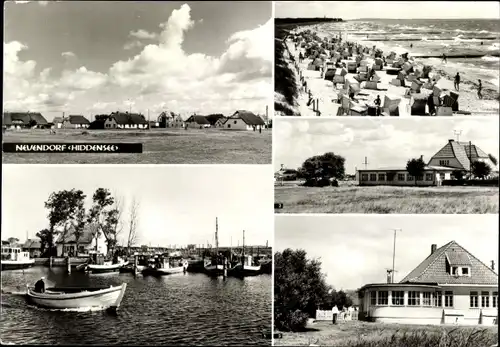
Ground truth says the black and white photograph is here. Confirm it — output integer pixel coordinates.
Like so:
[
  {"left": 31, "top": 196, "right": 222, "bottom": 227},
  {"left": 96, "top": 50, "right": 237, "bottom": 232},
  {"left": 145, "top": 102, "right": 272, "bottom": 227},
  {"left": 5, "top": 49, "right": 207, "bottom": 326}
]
[
  {"left": 274, "top": 1, "right": 500, "bottom": 116},
  {"left": 1, "top": 165, "right": 273, "bottom": 345},
  {"left": 274, "top": 117, "right": 499, "bottom": 214},
  {"left": 2, "top": 1, "right": 272, "bottom": 164},
  {"left": 274, "top": 214, "right": 498, "bottom": 346}
]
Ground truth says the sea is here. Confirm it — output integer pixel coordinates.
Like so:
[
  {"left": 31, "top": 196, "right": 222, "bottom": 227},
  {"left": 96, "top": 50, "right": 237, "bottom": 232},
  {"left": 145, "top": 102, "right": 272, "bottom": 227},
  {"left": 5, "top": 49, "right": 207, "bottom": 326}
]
[
  {"left": 0, "top": 267, "right": 271, "bottom": 346},
  {"left": 313, "top": 18, "right": 500, "bottom": 89}
]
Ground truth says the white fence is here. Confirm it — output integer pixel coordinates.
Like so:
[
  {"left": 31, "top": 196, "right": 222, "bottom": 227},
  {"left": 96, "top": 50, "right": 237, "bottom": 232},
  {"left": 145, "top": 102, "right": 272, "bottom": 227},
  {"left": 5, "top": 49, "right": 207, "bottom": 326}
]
[{"left": 315, "top": 309, "right": 359, "bottom": 321}]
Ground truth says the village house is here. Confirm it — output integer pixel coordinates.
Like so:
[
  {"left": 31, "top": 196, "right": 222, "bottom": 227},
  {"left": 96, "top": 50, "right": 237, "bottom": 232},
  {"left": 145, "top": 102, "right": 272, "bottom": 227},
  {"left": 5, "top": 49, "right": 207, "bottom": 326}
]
[
  {"left": 185, "top": 115, "right": 210, "bottom": 129},
  {"left": 358, "top": 241, "right": 498, "bottom": 326},
  {"left": 104, "top": 112, "right": 149, "bottom": 129},
  {"left": 55, "top": 224, "right": 107, "bottom": 257},
  {"left": 222, "top": 110, "right": 266, "bottom": 130},
  {"left": 62, "top": 115, "right": 90, "bottom": 129},
  {"left": 214, "top": 117, "right": 228, "bottom": 128},
  {"left": 205, "top": 114, "right": 226, "bottom": 128},
  {"left": 358, "top": 139, "right": 497, "bottom": 186},
  {"left": 2, "top": 112, "right": 49, "bottom": 129},
  {"left": 52, "top": 117, "right": 64, "bottom": 129},
  {"left": 22, "top": 239, "right": 42, "bottom": 258},
  {"left": 157, "top": 111, "right": 175, "bottom": 128}
]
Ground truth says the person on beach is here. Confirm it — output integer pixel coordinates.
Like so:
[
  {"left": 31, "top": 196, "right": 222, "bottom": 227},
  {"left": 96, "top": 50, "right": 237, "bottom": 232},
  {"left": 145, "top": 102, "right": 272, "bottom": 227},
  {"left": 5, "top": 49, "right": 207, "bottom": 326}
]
[
  {"left": 34, "top": 277, "right": 46, "bottom": 293},
  {"left": 299, "top": 51, "right": 304, "bottom": 63},
  {"left": 410, "top": 43, "right": 413, "bottom": 48},
  {"left": 369, "top": 68, "right": 376, "bottom": 81},
  {"left": 477, "top": 79, "right": 483, "bottom": 99},
  {"left": 442, "top": 53, "right": 447, "bottom": 63},
  {"left": 374, "top": 95, "right": 382, "bottom": 116},
  {"left": 454, "top": 73, "right": 461, "bottom": 91}
]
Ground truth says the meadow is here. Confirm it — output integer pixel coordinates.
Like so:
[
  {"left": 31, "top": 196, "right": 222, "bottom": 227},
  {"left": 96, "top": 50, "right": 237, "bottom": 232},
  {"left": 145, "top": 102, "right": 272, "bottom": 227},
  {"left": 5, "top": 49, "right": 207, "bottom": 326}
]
[
  {"left": 2, "top": 128, "right": 272, "bottom": 164},
  {"left": 274, "top": 320, "right": 498, "bottom": 347},
  {"left": 274, "top": 182, "right": 499, "bottom": 214}
]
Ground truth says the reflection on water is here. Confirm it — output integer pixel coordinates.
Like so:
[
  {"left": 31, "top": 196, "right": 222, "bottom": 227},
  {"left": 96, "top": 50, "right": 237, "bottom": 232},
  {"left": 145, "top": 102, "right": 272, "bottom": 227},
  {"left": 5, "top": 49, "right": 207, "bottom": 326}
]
[{"left": 1, "top": 266, "right": 271, "bottom": 346}]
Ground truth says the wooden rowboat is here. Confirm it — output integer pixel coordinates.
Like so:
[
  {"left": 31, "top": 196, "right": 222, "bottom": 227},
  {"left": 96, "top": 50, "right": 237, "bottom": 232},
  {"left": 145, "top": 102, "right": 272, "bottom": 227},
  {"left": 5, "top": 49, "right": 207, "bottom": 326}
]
[
  {"left": 86, "top": 261, "right": 128, "bottom": 274},
  {"left": 26, "top": 283, "right": 127, "bottom": 311}
]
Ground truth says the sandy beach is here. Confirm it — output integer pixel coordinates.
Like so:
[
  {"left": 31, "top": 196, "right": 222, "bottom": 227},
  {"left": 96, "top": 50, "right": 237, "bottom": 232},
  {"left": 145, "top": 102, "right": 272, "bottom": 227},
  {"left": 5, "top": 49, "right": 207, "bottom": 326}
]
[{"left": 277, "top": 21, "right": 500, "bottom": 117}]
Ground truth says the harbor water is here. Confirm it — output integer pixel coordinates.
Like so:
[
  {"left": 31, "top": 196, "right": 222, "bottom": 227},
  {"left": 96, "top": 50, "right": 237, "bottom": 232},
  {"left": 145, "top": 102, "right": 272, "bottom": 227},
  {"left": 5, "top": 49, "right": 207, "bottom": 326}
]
[{"left": 0, "top": 266, "right": 271, "bottom": 345}]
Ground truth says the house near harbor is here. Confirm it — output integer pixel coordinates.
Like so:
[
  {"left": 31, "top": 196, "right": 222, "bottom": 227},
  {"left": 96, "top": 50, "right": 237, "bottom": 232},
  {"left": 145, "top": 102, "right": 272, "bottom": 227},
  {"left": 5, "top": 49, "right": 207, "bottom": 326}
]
[
  {"left": 358, "top": 139, "right": 497, "bottom": 186},
  {"left": 2, "top": 112, "right": 49, "bottom": 129},
  {"left": 223, "top": 110, "right": 265, "bottom": 130},
  {"left": 104, "top": 112, "right": 149, "bottom": 129},
  {"left": 185, "top": 115, "right": 210, "bottom": 129},
  {"left": 358, "top": 241, "right": 498, "bottom": 326},
  {"left": 22, "top": 239, "right": 42, "bottom": 258},
  {"left": 55, "top": 224, "right": 107, "bottom": 257},
  {"left": 62, "top": 115, "right": 90, "bottom": 129}
]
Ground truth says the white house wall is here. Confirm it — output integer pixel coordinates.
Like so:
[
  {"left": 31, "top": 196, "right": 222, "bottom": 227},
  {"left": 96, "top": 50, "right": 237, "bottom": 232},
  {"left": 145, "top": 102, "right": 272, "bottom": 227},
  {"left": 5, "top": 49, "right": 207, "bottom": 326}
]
[{"left": 358, "top": 170, "right": 452, "bottom": 187}]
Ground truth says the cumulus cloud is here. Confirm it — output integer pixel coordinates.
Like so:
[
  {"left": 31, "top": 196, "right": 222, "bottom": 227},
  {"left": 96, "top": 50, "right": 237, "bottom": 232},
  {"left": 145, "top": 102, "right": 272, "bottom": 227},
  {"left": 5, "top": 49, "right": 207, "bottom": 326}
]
[
  {"left": 129, "top": 29, "right": 158, "bottom": 40},
  {"left": 61, "top": 51, "right": 76, "bottom": 58}
]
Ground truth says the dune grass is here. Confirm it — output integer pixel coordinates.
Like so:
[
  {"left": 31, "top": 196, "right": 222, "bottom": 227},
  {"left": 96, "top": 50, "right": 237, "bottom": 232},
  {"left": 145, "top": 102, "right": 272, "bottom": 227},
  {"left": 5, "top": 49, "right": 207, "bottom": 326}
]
[
  {"left": 2, "top": 128, "right": 271, "bottom": 164},
  {"left": 274, "top": 320, "right": 498, "bottom": 347},
  {"left": 274, "top": 184, "right": 499, "bottom": 214}
]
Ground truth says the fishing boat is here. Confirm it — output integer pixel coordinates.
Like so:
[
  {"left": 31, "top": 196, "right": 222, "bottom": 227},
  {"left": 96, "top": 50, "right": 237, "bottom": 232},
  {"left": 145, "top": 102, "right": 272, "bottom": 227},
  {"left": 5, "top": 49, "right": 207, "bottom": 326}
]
[
  {"left": 26, "top": 283, "right": 127, "bottom": 311},
  {"left": 142, "top": 254, "right": 188, "bottom": 276},
  {"left": 86, "top": 257, "right": 128, "bottom": 274},
  {"left": 230, "top": 255, "right": 262, "bottom": 277},
  {"left": 203, "top": 217, "right": 228, "bottom": 276},
  {"left": 1, "top": 246, "right": 35, "bottom": 270}
]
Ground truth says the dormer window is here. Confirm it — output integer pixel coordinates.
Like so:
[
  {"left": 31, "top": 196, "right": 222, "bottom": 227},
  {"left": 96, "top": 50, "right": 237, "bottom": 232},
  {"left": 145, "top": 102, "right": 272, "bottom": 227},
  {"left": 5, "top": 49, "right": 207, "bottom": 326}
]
[{"left": 445, "top": 250, "right": 472, "bottom": 277}]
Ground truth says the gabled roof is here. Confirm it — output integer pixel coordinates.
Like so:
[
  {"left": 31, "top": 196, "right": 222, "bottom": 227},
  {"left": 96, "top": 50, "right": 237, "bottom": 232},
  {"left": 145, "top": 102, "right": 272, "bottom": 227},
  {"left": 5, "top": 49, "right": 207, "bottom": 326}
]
[
  {"left": 55, "top": 224, "right": 97, "bottom": 244},
  {"left": 2, "top": 112, "right": 48, "bottom": 125},
  {"left": 22, "top": 239, "right": 42, "bottom": 249},
  {"left": 109, "top": 112, "right": 148, "bottom": 124},
  {"left": 66, "top": 115, "right": 90, "bottom": 124},
  {"left": 400, "top": 241, "right": 498, "bottom": 285},
  {"left": 429, "top": 140, "right": 493, "bottom": 171},
  {"left": 226, "top": 110, "right": 265, "bottom": 126},
  {"left": 186, "top": 115, "right": 210, "bottom": 125},
  {"left": 205, "top": 114, "right": 226, "bottom": 125}
]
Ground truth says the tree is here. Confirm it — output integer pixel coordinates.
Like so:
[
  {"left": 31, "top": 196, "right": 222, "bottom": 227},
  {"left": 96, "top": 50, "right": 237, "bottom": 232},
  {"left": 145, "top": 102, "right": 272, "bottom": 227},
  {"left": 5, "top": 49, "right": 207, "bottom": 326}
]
[
  {"left": 87, "top": 188, "right": 115, "bottom": 257},
  {"left": 471, "top": 161, "right": 491, "bottom": 179},
  {"left": 406, "top": 157, "right": 426, "bottom": 186},
  {"left": 126, "top": 197, "right": 140, "bottom": 255},
  {"left": 7, "top": 237, "right": 19, "bottom": 245},
  {"left": 274, "top": 249, "right": 329, "bottom": 332},
  {"left": 36, "top": 228, "right": 55, "bottom": 257},
  {"left": 103, "top": 193, "right": 124, "bottom": 258},
  {"left": 44, "top": 189, "right": 86, "bottom": 257},
  {"left": 28, "top": 119, "right": 38, "bottom": 128},
  {"left": 73, "top": 207, "right": 86, "bottom": 256},
  {"left": 298, "top": 152, "right": 345, "bottom": 187},
  {"left": 452, "top": 169, "right": 465, "bottom": 181},
  {"left": 488, "top": 154, "right": 498, "bottom": 166}
]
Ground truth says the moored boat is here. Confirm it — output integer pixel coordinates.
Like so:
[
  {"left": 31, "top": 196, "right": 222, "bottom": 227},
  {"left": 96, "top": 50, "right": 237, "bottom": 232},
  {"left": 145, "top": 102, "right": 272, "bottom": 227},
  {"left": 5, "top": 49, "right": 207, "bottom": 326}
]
[
  {"left": 86, "top": 258, "right": 128, "bottom": 274},
  {"left": 1, "top": 246, "right": 35, "bottom": 270},
  {"left": 142, "top": 255, "right": 188, "bottom": 276},
  {"left": 229, "top": 255, "right": 262, "bottom": 277},
  {"left": 26, "top": 283, "right": 127, "bottom": 311}
]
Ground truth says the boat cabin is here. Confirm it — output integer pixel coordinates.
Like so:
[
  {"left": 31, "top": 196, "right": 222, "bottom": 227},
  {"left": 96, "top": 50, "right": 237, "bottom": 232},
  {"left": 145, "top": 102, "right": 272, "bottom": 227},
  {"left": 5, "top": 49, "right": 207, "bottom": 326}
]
[{"left": 1, "top": 246, "right": 31, "bottom": 262}]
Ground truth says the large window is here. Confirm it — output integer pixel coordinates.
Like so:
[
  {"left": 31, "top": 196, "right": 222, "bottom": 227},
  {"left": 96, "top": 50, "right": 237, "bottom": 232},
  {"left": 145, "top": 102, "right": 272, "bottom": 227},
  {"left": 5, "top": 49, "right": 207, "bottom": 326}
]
[
  {"left": 445, "top": 291, "right": 453, "bottom": 307},
  {"left": 407, "top": 175, "right": 414, "bottom": 181},
  {"left": 408, "top": 291, "right": 421, "bottom": 306},
  {"left": 370, "top": 291, "right": 376, "bottom": 305},
  {"left": 423, "top": 292, "right": 432, "bottom": 306},
  {"left": 425, "top": 173, "right": 433, "bottom": 181},
  {"left": 470, "top": 291, "right": 479, "bottom": 308},
  {"left": 481, "top": 292, "right": 490, "bottom": 308},
  {"left": 361, "top": 174, "right": 368, "bottom": 181},
  {"left": 378, "top": 291, "right": 388, "bottom": 305},
  {"left": 493, "top": 292, "right": 498, "bottom": 308},
  {"left": 397, "top": 173, "right": 405, "bottom": 181},
  {"left": 378, "top": 173, "right": 386, "bottom": 181},
  {"left": 392, "top": 291, "right": 404, "bottom": 306},
  {"left": 370, "top": 173, "right": 377, "bottom": 181},
  {"left": 436, "top": 291, "right": 442, "bottom": 307}
]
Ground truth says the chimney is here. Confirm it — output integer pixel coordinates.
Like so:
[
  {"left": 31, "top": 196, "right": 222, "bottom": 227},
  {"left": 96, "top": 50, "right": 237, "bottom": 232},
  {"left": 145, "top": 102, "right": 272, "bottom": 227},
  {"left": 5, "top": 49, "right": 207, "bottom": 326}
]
[
  {"left": 431, "top": 244, "right": 437, "bottom": 255},
  {"left": 386, "top": 271, "right": 392, "bottom": 284},
  {"left": 491, "top": 260, "right": 495, "bottom": 271}
]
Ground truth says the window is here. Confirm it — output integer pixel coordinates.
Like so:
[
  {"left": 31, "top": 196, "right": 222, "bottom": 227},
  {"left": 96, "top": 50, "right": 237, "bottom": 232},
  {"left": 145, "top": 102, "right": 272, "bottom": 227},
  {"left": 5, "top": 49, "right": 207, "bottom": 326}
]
[
  {"left": 407, "top": 175, "right": 414, "bottom": 181},
  {"left": 439, "top": 173, "right": 445, "bottom": 180},
  {"left": 370, "top": 291, "right": 376, "bottom": 305},
  {"left": 361, "top": 174, "right": 368, "bottom": 181},
  {"left": 445, "top": 291, "right": 453, "bottom": 307},
  {"left": 398, "top": 173, "right": 405, "bottom": 181},
  {"left": 452, "top": 266, "right": 458, "bottom": 275},
  {"left": 378, "top": 173, "right": 386, "bottom": 181},
  {"left": 461, "top": 267, "right": 470, "bottom": 276},
  {"left": 470, "top": 291, "right": 479, "bottom": 308},
  {"left": 432, "top": 292, "right": 441, "bottom": 307},
  {"left": 234, "top": 121, "right": 237, "bottom": 124},
  {"left": 423, "top": 292, "right": 432, "bottom": 306},
  {"left": 436, "top": 292, "right": 442, "bottom": 307},
  {"left": 439, "top": 160, "right": 450, "bottom": 166},
  {"left": 481, "top": 292, "right": 490, "bottom": 308},
  {"left": 493, "top": 292, "right": 498, "bottom": 308},
  {"left": 408, "top": 291, "right": 421, "bottom": 306},
  {"left": 378, "top": 291, "right": 388, "bottom": 305},
  {"left": 416, "top": 175, "right": 423, "bottom": 181},
  {"left": 392, "top": 291, "right": 404, "bottom": 306},
  {"left": 425, "top": 173, "right": 433, "bottom": 181},
  {"left": 370, "top": 174, "right": 377, "bottom": 181}
]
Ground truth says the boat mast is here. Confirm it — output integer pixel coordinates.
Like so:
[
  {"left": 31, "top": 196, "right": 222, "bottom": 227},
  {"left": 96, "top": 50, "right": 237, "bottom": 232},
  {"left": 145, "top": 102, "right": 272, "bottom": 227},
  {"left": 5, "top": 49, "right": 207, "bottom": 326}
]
[
  {"left": 242, "top": 229, "right": 245, "bottom": 262},
  {"left": 215, "top": 217, "right": 219, "bottom": 266}
]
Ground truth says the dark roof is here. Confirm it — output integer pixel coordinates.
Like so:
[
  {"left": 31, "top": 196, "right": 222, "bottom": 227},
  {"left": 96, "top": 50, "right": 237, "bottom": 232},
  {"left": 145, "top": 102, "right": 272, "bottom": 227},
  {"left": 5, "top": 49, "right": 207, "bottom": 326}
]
[
  {"left": 205, "top": 114, "right": 226, "bottom": 125},
  {"left": 186, "top": 115, "right": 210, "bottom": 125},
  {"left": 55, "top": 224, "right": 97, "bottom": 244},
  {"left": 3, "top": 112, "right": 48, "bottom": 126},
  {"left": 66, "top": 115, "right": 90, "bottom": 124},
  {"left": 430, "top": 140, "right": 493, "bottom": 171},
  {"left": 109, "top": 112, "right": 148, "bottom": 124},
  {"left": 400, "top": 241, "right": 498, "bottom": 285},
  {"left": 227, "top": 110, "right": 265, "bottom": 125},
  {"left": 22, "top": 239, "right": 42, "bottom": 249}
]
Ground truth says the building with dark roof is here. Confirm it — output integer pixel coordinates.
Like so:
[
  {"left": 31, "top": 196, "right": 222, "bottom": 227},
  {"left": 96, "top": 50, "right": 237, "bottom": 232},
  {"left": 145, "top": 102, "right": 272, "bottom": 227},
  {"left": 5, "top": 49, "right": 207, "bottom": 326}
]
[
  {"left": 358, "top": 241, "right": 498, "bottom": 325},
  {"left": 63, "top": 115, "right": 91, "bottom": 129},
  {"left": 55, "top": 224, "right": 107, "bottom": 256},
  {"left": 185, "top": 115, "right": 210, "bottom": 129},
  {"left": 22, "top": 239, "right": 42, "bottom": 258},
  {"left": 104, "top": 112, "right": 149, "bottom": 130},
  {"left": 2, "top": 112, "right": 49, "bottom": 129},
  {"left": 222, "top": 110, "right": 265, "bottom": 130},
  {"left": 428, "top": 139, "right": 497, "bottom": 172}
]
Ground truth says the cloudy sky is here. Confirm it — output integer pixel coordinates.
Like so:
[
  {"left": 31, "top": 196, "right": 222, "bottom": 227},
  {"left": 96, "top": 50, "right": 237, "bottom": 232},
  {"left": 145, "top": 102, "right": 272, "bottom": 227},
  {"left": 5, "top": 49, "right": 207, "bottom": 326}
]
[
  {"left": 275, "top": 215, "right": 498, "bottom": 290},
  {"left": 4, "top": 1, "right": 272, "bottom": 121},
  {"left": 2, "top": 165, "right": 273, "bottom": 248},
  {"left": 274, "top": 118, "right": 500, "bottom": 174},
  {"left": 275, "top": 1, "right": 500, "bottom": 20}
]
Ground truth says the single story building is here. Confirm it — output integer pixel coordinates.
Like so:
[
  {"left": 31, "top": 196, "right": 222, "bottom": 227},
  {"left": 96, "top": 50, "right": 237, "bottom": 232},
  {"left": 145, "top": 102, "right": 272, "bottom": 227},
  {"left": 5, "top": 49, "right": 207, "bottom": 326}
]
[
  {"left": 358, "top": 165, "right": 455, "bottom": 187},
  {"left": 358, "top": 241, "right": 498, "bottom": 326},
  {"left": 2, "top": 112, "right": 49, "bottom": 129},
  {"left": 171, "top": 114, "right": 187, "bottom": 128},
  {"left": 63, "top": 115, "right": 90, "bottom": 129},
  {"left": 52, "top": 117, "right": 64, "bottom": 129},
  {"left": 205, "top": 114, "right": 226, "bottom": 127},
  {"left": 223, "top": 110, "right": 265, "bottom": 130},
  {"left": 22, "top": 239, "right": 42, "bottom": 258},
  {"left": 185, "top": 115, "right": 210, "bottom": 129},
  {"left": 104, "top": 112, "right": 149, "bottom": 129},
  {"left": 55, "top": 224, "right": 107, "bottom": 257}
]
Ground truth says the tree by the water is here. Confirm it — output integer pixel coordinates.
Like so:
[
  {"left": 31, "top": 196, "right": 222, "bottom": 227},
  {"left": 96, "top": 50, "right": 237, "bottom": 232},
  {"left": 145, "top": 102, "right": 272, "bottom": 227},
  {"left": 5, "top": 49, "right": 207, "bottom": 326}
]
[
  {"left": 87, "top": 188, "right": 119, "bottom": 257},
  {"left": 126, "top": 197, "right": 140, "bottom": 255},
  {"left": 406, "top": 157, "right": 426, "bottom": 186},
  {"left": 471, "top": 161, "right": 492, "bottom": 179},
  {"left": 298, "top": 152, "right": 345, "bottom": 187}
]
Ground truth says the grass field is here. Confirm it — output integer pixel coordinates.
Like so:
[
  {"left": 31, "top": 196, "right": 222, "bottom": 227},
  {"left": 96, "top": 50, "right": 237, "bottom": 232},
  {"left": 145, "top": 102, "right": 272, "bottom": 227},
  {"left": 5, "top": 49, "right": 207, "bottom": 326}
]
[
  {"left": 274, "top": 183, "right": 499, "bottom": 214},
  {"left": 274, "top": 320, "right": 498, "bottom": 347},
  {"left": 2, "top": 128, "right": 271, "bottom": 164}
]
